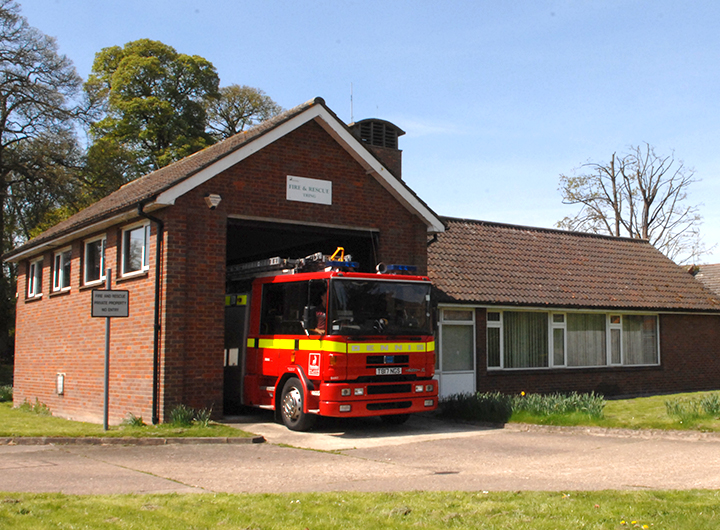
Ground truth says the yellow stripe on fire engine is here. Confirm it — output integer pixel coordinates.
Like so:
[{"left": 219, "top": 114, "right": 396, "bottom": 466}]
[
  {"left": 427, "top": 341, "right": 435, "bottom": 352},
  {"left": 258, "top": 338, "right": 296, "bottom": 350},
  {"left": 252, "top": 338, "right": 347, "bottom": 353},
  {"left": 348, "top": 342, "right": 428, "bottom": 353},
  {"left": 299, "top": 340, "right": 347, "bottom": 353}
]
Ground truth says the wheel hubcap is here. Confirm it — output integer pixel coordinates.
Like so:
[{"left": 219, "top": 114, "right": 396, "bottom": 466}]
[{"left": 282, "top": 387, "right": 302, "bottom": 421}]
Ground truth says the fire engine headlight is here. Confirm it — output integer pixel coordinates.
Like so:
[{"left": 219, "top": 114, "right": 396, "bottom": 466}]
[
  {"left": 339, "top": 405, "right": 352, "bottom": 412},
  {"left": 425, "top": 384, "right": 434, "bottom": 393},
  {"left": 341, "top": 389, "right": 351, "bottom": 397},
  {"left": 415, "top": 385, "right": 424, "bottom": 393},
  {"left": 354, "top": 388, "right": 364, "bottom": 396},
  {"left": 424, "top": 399, "right": 434, "bottom": 407}
]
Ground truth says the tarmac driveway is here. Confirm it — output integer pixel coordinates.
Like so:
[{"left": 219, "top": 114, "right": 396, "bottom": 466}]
[{"left": 2, "top": 412, "right": 720, "bottom": 494}]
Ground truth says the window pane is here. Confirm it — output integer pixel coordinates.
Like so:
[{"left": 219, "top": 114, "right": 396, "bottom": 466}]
[
  {"left": 85, "top": 239, "right": 105, "bottom": 282},
  {"left": 487, "top": 312, "right": 501, "bottom": 322},
  {"left": 441, "top": 324, "right": 474, "bottom": 371},
  {"left": 503, "top": 312, "right": 548, "bottom": 368},
  {"left": 553, "top": 314, "right": 565, "bottom": 323},
  {"left": 443, "top": 309, "right": 473, "bottom": 321},
  {"left": 567, "top": 313, "right": 606, "bottom": 366},
  {"left": 611, "top": 328, "right": 621, "bottom": 364},
  {"left": 61, "top": 250, "right": 71, "bottom": 288},
  {"left": 487, "top": 327, "right": 500, "bottom": 367},
  {"left": 623, "top": 315, "right": 658, "bottom": 365},
  {"left": 124, "top": 226, "right": 146, "bottom": 273},
  {"left": 53, "top": 254, "right": 62, "bottom": 290},
  {"left": 260, "top": 281, "right": 310, "bottom": 335},
  {"left": 553, "top": 328, "right": 565, "bottom": 365}
]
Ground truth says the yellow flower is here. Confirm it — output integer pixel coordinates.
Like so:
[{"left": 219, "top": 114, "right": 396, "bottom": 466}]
[{"left": 521, "top": 391, "right": 526, "bottom": 396}]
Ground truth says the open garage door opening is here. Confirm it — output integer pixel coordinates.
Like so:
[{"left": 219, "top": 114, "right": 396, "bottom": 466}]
[{"left": 223, "top": 219, "right": 379, "bottom": 414}]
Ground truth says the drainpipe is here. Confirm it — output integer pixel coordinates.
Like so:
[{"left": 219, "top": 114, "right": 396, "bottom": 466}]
[{"left": 138, "top": 201, "right": 164, "bottom": 424}]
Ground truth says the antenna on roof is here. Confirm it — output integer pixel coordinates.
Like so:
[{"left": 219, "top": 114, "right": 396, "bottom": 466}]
[{"left": 350, "top": 82, "right": 354, "bottom": 123}]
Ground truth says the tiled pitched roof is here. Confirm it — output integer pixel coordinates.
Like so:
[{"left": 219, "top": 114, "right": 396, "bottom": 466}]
[
  {"left": 694, "top": 264, "right": 720, "bottom": 297},
  {"left": 4, "top": 98, "right": 322, "bottom": 260},
  {"left": 428, "top": 217, "right": 720, "bottom": 312},
  {"left": 5, "top": 97, "right": 441, "bottom": 262}
]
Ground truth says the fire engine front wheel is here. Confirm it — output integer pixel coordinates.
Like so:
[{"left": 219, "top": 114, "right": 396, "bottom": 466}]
[{"left": 280, "top": 377, "right": 316, "bottom": 431}]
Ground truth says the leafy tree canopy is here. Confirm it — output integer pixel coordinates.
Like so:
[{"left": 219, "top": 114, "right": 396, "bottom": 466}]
[
  {"left": 206, "top": 84, "right": 283, "bottom": 140},
  {"left": 84, "top": 39, "right": 220, "bottom": 179},
  {"left": 0, "top": 0, "right": 83, "bottom": 360}
]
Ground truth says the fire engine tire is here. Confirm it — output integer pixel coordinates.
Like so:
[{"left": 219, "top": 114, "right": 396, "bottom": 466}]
[
  {"left": 380, "top": 413, "right": 410, "bottom": 425},
  {"left": 280, "top": 377, "right": 316, "bottom": 431}
]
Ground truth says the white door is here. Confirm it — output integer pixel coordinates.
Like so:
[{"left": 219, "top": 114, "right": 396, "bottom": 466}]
[{"left": 437, "top": 308, "right": 476, "bottom": 398}]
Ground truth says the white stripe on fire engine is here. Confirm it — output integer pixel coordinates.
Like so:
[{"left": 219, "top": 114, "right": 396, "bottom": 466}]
[{"left": 348, "top": 343, "right": 427, "bottom": 353}]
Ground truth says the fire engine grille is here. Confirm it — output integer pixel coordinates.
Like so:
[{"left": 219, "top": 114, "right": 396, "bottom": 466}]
[
  {"left": 366, "top": 355, "right": 410, "bottom": 366},
  {"left": 367, "top": 384, "right": 411, "bottom": 395},
  {"left": 366, "top": 401, "right": 412, "bottom": 411}
]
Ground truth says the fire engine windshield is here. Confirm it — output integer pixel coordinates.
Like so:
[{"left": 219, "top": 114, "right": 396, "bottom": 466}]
[{"left": 328, "top": 279, "right": 432, "bottom": 336}]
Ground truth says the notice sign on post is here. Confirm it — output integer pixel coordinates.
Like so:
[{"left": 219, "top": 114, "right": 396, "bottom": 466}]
[{"left": 92, "top": 290, "right": 129, "bottom": 318}]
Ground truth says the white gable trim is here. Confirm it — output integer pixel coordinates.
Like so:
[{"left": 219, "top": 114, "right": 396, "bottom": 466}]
[{"left": 153, "top": 103, "right": 444, "bottom": 233}]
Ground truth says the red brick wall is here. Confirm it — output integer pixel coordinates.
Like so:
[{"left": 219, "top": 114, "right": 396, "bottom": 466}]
[
  {"left": 14, "top": 226, "right": 157, "bottom": 424},
  {"left": 13, "top": 120, "right": 430, "bottom": 423},
  {"left": 471, "top": 309, "right": 720, "bottom": 397}
]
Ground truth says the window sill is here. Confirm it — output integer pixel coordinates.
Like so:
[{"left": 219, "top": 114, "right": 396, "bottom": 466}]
[
  {"left": 117, "top": 270, "right": 149, "bottom": 283},
  {"left": 80, "top": 280, "right": 107, "bottom": 291},
  {"left": 24, "top": 295, "right": 43, "bottom": 303},
  {"left": 49, "top": 289, "right": 71, "bottom": 298}
]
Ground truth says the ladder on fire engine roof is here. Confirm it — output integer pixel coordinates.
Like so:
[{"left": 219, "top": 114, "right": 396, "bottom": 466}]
[{"left": 226, "top": 248, "right": 360, "bottom": 281}]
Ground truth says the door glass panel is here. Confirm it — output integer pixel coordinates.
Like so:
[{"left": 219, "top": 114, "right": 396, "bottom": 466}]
[{"left": 441, "top": 324, "right": 474, "bottom": 372}]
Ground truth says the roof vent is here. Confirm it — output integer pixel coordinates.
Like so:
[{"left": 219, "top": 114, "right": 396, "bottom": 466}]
[
  {"left": 351, "top": 119, "right": 405, "bottom": 149},
  {"left": 349, "top": 119, "right": 406, "bottom": 179}
]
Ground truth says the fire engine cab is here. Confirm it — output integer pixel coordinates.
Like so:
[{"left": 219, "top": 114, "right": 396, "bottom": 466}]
[{"left": 224, "top": 249, "right": 438, "bottom": 431}]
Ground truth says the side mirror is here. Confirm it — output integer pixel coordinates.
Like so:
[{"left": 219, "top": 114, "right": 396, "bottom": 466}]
[{"left": 302, "top": 306, "right": 318, "bottom": 331}]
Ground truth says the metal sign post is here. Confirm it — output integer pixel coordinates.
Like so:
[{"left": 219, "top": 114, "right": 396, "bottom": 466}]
[{"left": 91, "top": 270, "right": 129, "bottom": 430}]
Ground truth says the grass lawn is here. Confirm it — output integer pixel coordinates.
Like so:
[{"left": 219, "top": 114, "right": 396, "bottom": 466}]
[
  {"left": 1, "top": 490, "right": 719, "bottom": 529},
  {"left": 510, "top": 391, "right": 720, "bottom": 432},
  {"left": 0, "top": 402, "right": 254, "bottom": 439}
]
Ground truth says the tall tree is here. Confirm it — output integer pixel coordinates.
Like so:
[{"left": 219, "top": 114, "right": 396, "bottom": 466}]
[
  {"left": 0, "top": 0, "right": 82, "bottom": 361},
  {"left": 84, "top": 39, "right": 220, "bottom": 180},
  {"left": 557, "top": 144, "right": 708, "bottom": 264},
  {"left": 206, "top": 84, "right": 283, "bottom": 140}
]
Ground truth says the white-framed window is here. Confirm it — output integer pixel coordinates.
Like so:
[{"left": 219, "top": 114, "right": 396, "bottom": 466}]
[
  {"left": 121, "top": 222, "right": 151, "bottom": 276},
  {"left": 27, "top": 258, "right": 43, "bottom": 298},
  {"left": 52, "top": 247, "right": 72, "bottom": 292},
  {"left": 84, "top": 235, "right": 106, "bottom": 285},
  {"left": 487, "top": 309, "right": 659, "bottom": 370}
]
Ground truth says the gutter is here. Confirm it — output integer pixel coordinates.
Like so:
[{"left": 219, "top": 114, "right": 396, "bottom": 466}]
[{"left": 137, "top": 201, "right": 164, "bottom": 425}]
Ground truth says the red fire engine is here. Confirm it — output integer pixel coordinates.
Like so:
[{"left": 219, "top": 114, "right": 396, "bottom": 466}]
[{"left": 224, "top": 249, "right": 437, "bottom": 430}]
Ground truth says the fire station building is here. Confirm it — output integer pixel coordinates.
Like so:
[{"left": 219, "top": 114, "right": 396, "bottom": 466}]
[{"left": 6, "top": 97, "right": 720, "bottom": 424}]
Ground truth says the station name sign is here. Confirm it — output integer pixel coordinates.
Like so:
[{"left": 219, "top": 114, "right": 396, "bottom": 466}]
[
  {"left": 91, "top": 290, "right": 129, "bottom": 318},
  {"left": 286, "top": 175, "right": 332, "bottom": 205}
]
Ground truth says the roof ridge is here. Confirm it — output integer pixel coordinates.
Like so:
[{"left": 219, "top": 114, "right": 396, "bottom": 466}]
[{"left": 441, "top": 215, "right": 650, "bottom": 244}]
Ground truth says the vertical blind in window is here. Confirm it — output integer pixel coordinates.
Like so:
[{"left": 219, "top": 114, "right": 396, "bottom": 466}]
[
  {"left": 567, "top": 313, "right": 606, "bottom": 366},
  {"left": 623, "top": 315, "right": 658, "bottom": 365},
  {"left": 503, "top": 312, "right": 548, "bottom": 368}
]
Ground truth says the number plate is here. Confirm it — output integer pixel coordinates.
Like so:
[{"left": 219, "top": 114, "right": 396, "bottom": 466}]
[{"left": 376, "top": 367, "right": 402, "bottom": 375}]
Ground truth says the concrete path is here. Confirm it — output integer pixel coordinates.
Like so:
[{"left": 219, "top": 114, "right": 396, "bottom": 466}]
[{"left": 1, "top": 413, "right": 719, "bottom": 494}]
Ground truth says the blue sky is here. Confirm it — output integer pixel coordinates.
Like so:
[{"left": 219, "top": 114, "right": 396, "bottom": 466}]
[{"left": 18, "top": 0, "right": 720, "bottom": 263}]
